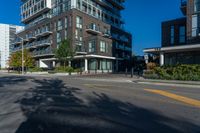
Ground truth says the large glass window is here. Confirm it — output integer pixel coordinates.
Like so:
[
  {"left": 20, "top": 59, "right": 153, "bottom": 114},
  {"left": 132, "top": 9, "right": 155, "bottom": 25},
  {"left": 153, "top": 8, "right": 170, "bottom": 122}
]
[
  {"left": 56, "top": 31, "right": 61, "bottom": 44},
  {"left": 100, "top": 41, "right": 106, "bottom": 52},
  {"left": 76, "top": 16, "right": 83, "bottom": 29},
  {"left": 88, "top": 40, "right": 96, "bottom": 52},
  {"left": 194, "top": 0, "right": 200, "bottom": 13},
  {"left": 100, "top": 60, "right": 107, "bottom": 70},
  {"left": 65, "top": 17, "right": 68, "bottom": 28},
  {"left": 179, "top": 26, "right": 186, "bottom": 43},
  {"left": 170, "top": 26, "right": 175, "bottom": 44},
  {"left": 192, "top": 15, "right": 198, "bottom": 37},
  {"left": 89, "top": 59, "right": 97, "bottom": 70},
  {"left": 57, "top": 19, "right": 63, "bottom": 31}
]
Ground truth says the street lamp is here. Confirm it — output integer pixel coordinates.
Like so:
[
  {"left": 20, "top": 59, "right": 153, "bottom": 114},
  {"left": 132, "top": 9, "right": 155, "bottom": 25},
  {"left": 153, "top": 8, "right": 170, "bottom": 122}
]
[{"left": 15, "top": 34, "right": 24, "bottom": 75}]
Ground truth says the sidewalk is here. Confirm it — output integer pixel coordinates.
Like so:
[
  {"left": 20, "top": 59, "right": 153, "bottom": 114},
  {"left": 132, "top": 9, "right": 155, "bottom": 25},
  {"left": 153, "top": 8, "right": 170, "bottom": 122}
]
[
  {"left": 133, "top": 78, "right": 200, "bottom": 85},
  {"left": 132, "top": 78, "right": 200, "bottom": 88}
]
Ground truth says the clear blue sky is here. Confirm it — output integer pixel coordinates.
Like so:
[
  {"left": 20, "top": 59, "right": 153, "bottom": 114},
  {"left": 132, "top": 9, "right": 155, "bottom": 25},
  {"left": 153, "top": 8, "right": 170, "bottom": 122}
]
[{"left": 0, "top": 0, "right": 183, "bottom": 55}]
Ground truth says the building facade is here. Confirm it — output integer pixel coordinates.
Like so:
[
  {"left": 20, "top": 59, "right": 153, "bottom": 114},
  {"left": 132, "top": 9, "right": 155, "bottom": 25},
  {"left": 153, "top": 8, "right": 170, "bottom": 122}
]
[
  {"left": 12, "top": 0, "right": 132, "bottom": 72},
  {"left": 0, "top": 24, "right": 24, "bottom": 68},
  {"left": 144, "top": 0, "right": 200, "bottom": 66}
]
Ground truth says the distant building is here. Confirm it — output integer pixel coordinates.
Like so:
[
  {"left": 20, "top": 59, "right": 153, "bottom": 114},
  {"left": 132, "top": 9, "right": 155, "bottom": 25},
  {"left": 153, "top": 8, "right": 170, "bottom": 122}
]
[
  {"left": 0, "top": 24, "right": 24, "bottom": 68},
  {"left": 144, "top": 0, "right": 200, "bottom": 66},
  {"left": 12, "top": 0, "right": 132, "bottom": 72}
]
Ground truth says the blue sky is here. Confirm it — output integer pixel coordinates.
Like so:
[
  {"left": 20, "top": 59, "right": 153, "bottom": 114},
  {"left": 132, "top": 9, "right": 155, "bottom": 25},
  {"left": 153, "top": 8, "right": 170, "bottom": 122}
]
[{"left": 0, "top": 0, "right": 183, "bottom": 55}]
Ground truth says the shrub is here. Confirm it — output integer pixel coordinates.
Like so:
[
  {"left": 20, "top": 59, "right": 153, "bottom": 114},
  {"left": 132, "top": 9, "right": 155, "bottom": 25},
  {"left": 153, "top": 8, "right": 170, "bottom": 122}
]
[
  {"left": 29, "top": 67, "right": 43, "bottom": 72},
  {"left": 144, "top": 64, "right": 200, "bottom": 81},
  {"left": 146, "top": 62, "right": 157, "bottom": 70},
  {"left": 55, "top": 66, "right": 74, "bottom": 73}
]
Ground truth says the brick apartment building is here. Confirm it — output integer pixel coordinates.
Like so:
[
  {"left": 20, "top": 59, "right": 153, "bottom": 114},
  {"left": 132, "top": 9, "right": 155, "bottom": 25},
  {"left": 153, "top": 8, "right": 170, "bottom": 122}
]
[
  {"left": 144, "top": 0, "right": 200, "bottom": 66},
  {"left": 12, "top": 0, "right": 132, "bottom": 72}
]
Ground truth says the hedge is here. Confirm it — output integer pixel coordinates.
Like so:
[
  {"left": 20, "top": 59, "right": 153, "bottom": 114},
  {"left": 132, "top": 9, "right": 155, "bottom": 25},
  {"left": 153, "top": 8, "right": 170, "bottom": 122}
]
[{"left": 144, "top": 65, "right": 200, "bottom": 81}]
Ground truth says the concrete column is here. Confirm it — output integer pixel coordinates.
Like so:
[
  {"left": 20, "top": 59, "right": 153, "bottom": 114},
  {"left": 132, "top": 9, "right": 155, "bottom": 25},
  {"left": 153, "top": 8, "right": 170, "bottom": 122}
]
[
  {"left": 160, "top": 52, "right": 164, "bottom": 66},
  {"left": 84, "top": 58, "right": 88, "bottom": 72},
  {"left": 68, "top": 60, "right": 71, "bottom": 67},
  {"left": 144, "top": 54, "right": 149, "bottom": 64}
]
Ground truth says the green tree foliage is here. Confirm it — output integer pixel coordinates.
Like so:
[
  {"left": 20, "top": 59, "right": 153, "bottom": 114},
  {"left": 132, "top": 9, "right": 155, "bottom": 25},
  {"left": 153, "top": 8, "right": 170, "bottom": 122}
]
[
  {"left": 54, "top": 39, "right": 75, "bottom": 68},
  {"left": 9, "top": 49, "right": 34, "bottom": 68}
]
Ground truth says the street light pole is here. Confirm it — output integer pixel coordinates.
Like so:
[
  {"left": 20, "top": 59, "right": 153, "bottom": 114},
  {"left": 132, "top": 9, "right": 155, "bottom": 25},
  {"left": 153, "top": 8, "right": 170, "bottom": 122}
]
[
  {"left": 15, "top": 34, "right": 24, "bottom": 75},
  {"left": 21, "top": 38, "right": 24, "bottom": 75}
]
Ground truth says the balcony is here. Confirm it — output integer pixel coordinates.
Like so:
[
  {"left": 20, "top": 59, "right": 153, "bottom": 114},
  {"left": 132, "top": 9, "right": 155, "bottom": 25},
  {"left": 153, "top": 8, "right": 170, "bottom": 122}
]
[
  {"left": 35, "top": 40, "right": 51, "bottom": 48},
  {"left": 32, "top": 48, "right": 54, "bottom": 57},
  {"left": 75, "top": 45, "right": 87, "bottom": 55},
  {"left": 13, "top": 38, "right": 23, "bottom": 45},
  {"left": 112, "top": 34, "right": 129, "bottom": 43},
  {"left": 95, "top": 0, "right": 113, "bottom": 10},
  {"left": 21, "top": 0, "right": 52, "bottom": 23},
  {"left": 36, "top": 29, "right": 52, "bottom": 38},
  {"left": 102, "top": 31, "right": 112, "bottom": 38},
  {"left": 181, "top": 0, "right": 187, "bottom": 15},
  {"left": 25, "top": 42, "right": 37, "bottom": 50},
  {"left": 86, "top": 24, "right": 101, "bottom": 34},
  {"left": 109, "top": 0, "right": 125, "bottom": 10}
]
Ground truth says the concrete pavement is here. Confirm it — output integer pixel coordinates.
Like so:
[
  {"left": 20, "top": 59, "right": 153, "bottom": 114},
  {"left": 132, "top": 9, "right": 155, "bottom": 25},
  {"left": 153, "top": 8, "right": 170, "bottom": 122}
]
[{"left": 0, "top": 73, "right": 200, "bottom": 133}]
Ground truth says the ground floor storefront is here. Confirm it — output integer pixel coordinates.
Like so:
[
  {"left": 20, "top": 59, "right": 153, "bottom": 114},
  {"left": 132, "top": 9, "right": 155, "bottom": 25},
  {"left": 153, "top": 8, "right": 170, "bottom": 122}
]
[
  {"left": 36, "top": 55, "right": 129, "bottom": 73},
  {"left": 143, "top": 44, "right": 200, "bottom": 66},
  {"left": 164, "top": 51, "right": 200, "bottom": 65}
]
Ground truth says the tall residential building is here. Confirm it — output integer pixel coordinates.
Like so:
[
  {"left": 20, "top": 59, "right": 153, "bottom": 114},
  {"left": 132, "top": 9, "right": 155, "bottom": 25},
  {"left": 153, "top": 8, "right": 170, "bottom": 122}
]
[
  {"left": 12, "top": 0, "right": 132, "bottom": 72},
  {"left": 0, "top": 24, "right": 24, "bottom": 68},
  {"left": 144, "top": 0, "right": 200, "bottom": 66}
]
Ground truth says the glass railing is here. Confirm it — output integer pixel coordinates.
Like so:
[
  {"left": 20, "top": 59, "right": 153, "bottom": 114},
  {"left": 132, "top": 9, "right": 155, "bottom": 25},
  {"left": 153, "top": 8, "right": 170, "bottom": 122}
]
[
  {"left": 32, "top": 48, "right": 53, "bottom": 56},
  {"left": 35, "top": 29, "right": 52, "bottom": 37}
]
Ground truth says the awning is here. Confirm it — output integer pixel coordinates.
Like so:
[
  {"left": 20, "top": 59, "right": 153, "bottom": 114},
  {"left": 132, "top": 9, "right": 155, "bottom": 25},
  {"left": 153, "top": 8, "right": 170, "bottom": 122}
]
[{"left": 143, "top": 44, "right": 200, "bottom": 54}]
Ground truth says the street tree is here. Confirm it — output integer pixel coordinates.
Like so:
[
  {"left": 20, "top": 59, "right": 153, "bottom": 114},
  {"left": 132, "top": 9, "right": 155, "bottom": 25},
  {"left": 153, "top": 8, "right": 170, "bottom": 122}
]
[
  {"left": 54, "top": 39, "right": 75, "bottom": 68},
  {"left": 9, "top": 49, "right": 35, "bottom": 71}
]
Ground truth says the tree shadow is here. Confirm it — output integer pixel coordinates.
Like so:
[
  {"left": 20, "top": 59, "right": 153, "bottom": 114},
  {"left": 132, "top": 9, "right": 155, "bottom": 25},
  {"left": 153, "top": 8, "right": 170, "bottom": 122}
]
[
  {"left": 0, "top": 76, "right": 28, "bottom": 87},
  {"left": 15, "top": 79, "right": 200, "bottom": 133}
]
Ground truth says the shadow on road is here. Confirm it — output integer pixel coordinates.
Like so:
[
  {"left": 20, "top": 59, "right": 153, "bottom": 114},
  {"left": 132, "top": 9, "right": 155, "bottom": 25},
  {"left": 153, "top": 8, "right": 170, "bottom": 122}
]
[
  {"left": 0, "top": 76, "right": 28, "bottom": 87},
  {"left": 14, "top": 78, "right": 200, "bottom": 133}
]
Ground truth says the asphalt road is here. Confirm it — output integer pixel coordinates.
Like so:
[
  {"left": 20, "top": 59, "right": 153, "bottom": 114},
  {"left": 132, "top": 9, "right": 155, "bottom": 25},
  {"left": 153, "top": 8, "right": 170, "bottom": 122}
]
[{"left": 0, "top": 73, "right": 200, "bottom": 133}]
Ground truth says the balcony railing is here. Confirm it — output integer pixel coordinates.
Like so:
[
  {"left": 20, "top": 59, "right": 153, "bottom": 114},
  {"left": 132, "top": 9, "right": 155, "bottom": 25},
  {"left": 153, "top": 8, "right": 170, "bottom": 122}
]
[
  {"left": 36, "top": 29, "right": 53, "bottom": 38},
  {"left": 109, "top": 0, "right": 125, "bottom": 10},
  {"left": 35, "top": 39, "right": 51, "bottom": 47},
  {"left": 86, "top": 24, "right": 101, "bottom": 34},
  {"left": 32, "top": 48, "right": 54, "bottom": 57},
  {"left": 28, "top": 34, "right": 36, "bottom": 41}
]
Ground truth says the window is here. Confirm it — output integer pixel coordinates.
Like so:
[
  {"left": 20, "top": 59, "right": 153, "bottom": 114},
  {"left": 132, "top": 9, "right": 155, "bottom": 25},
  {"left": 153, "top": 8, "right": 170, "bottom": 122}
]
[
  {"left": 56, "top": 31, "right": 61, "bottom": 44},
  {"left": 76, "top": 16, "right": 82, "bottom": 29},
  {"left": 100, "top": 60, "right": 107, "bottom": 70},
  {"left": 65, "top": 17, "right": 68, "bottom": 28},
  {"left": 75, "top": 29, "right": 78, "bottom": 39},
  {"left": 194, "top": 0, "right": 200, "bottom": 13},
  {"left": 57, "top": 19, "right": 63, "bottom": 30},
  {"left": 65, "top": 29, "right": 68, "bottom": 39},
  {"left": 170, "top": 26, "right": 175, "bottom": 44},
  {"left": 179, "top": 26, "right": 186, "bottom": 43},
  {"left": 89, "top": 40, "right": 96, "bottom": 52},
  {"left": 192, "top": 15, "right": 198, "bottom": 37},
  {"left": 100, "top": 41, "right": 106, "bottom": 52}
]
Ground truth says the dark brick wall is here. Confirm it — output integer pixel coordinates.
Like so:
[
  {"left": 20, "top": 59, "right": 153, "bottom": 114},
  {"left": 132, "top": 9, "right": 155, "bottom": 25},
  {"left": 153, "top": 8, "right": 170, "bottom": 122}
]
[{"left": 162, "top": 18, "right": 186, "bottom": 47}]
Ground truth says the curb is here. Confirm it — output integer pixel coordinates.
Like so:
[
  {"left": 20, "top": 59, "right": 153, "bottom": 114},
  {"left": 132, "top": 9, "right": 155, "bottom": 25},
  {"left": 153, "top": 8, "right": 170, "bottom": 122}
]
[{"left": 132, "top": 79, "right": 200, "bottom": 88}]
